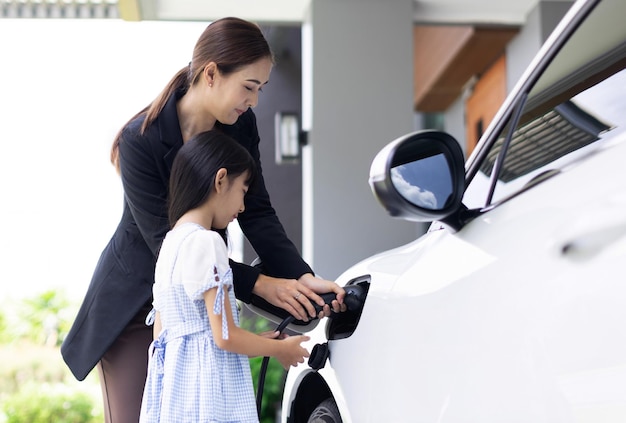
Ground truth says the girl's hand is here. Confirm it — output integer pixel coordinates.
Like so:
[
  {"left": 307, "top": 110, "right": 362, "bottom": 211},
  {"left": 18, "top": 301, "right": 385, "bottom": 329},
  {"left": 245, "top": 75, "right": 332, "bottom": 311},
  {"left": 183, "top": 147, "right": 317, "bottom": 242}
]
[
  {"left": 259, "top": 330, "right": 287, "bottom": 340},
  {"left": 276, "top": 335, "right": 311, "bottom": 369}
]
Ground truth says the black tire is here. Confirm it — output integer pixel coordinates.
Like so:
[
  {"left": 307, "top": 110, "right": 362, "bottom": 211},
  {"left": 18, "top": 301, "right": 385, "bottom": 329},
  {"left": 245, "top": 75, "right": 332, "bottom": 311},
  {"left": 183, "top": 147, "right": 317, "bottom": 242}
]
[{"left": 307, "top": 398, "right": 342, "bottom": 423}]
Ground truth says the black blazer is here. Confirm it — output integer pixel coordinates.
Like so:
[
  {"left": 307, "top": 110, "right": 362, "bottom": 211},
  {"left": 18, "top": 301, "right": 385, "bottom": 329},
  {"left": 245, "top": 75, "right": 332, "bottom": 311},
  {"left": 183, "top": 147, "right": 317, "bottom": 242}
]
[{"left": 61, "top": 89, "right": 312, "bottom": 381}]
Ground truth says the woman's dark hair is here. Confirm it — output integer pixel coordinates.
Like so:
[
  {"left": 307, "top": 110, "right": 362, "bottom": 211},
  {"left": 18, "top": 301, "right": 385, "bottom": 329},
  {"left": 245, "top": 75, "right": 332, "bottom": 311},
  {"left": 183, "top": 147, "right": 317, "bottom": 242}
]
[
  {"left": 110, "top": 17, "right": 273, "bottom": 171},
  {"left": 168, "top": 130, "right": 256, "bottom": 227}
]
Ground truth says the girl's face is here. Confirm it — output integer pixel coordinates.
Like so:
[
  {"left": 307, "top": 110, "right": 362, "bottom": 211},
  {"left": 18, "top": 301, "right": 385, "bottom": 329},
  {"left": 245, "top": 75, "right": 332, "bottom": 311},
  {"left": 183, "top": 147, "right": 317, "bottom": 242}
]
[
  {"left": 209, "top": 57, "right": 273, "bottom": 125},
  {"left": 213, "top": 171, "right": 250, "bottom": 229}
]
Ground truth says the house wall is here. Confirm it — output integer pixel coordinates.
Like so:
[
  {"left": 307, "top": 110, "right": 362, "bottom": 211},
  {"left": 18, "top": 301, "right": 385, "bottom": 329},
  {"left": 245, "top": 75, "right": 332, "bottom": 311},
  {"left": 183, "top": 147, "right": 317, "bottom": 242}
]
[
  {"left": 245, "top": 26, "right": 306, "bottom": 265},
  {"left": 302, "top": 0, "right": 417, "bottom": 279},
  {"left": 465, "top": 55, "right": 508, "bottom": 155}
]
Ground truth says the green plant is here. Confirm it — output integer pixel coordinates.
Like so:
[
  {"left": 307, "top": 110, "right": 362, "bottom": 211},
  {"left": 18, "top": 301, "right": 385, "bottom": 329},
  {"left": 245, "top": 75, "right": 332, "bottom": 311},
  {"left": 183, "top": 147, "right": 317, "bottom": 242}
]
[
  {"left": 0, "top": 312, "right": 11, "bottom": 344},
  {"left": 0, "top": 343, "right": 66, "bottom": 396},
  {"left": 0, "top": 290, "right": 103, "bottom": 423},
  {"left": 1, "top": 382, "right": 103, "bottom": 423},
  {"left": 250, "top": 354, "right": 287, "bottom": 423},
  {"left": 240, "top": 310, "right": 287, "bottom": 423},
  {"left": 18, "top": 290, "right": 70, "bottom": 347}
]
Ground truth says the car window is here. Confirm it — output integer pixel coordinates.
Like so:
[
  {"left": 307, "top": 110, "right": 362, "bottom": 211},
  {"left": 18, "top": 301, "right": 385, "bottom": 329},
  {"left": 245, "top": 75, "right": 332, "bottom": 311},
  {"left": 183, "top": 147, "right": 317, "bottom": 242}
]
[{"left": 463, "top": 0, "right": 626, "bottom": 209}]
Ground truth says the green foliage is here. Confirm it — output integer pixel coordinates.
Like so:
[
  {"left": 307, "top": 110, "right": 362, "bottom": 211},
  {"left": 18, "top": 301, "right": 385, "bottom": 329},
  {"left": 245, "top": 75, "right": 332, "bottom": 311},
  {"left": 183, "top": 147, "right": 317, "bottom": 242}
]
[
  {"left": 0, "top": 312, "right": 11, "bottom": 344},
  {"left": 0, "top": 344, "right": 67, "bottom": 396},
  {"left": 17, "top": 290, "right": 71, "bottom": 347},
  {"left": 240, "top": 311, "right": 287, "bottom": 423},
  {"left": 250, "top": 355, "right": 287, "bottom": 423},
  {"left": 0, "top": 291, "right": 288, "bottom": 423},
  {"left": 1, "top": 382, "right": 102, "bottom": 423},
  {"left": 0, "top": 290, "right": 103, "bottom": 423}
]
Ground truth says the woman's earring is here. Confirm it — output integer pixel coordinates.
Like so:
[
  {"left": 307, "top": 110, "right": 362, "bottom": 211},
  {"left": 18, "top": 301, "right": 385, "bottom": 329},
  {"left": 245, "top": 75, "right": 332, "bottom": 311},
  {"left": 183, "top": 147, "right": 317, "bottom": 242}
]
[{"left": 209, "top": 82, "right": 213, "bottom": 87}]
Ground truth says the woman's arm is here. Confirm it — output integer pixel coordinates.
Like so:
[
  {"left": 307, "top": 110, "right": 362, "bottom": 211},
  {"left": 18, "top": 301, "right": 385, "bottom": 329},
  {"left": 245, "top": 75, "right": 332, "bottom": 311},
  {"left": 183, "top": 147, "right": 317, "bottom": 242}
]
[
  {"left": 223, "top": 111, "right": 345, "bottom": 318},
  {"left": 223, "top": 111, "right": 313, "bottom": 280}
]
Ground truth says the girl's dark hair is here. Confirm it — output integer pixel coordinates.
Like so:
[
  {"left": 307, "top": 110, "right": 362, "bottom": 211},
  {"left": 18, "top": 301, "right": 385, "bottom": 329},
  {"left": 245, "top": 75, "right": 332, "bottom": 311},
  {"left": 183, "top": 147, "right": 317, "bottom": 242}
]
[
  {"left": 168, "top": 130, "right": 256, "bottom": 227},
  {"left": 110, "top": 17, "right": 273, "bottom": 171}
]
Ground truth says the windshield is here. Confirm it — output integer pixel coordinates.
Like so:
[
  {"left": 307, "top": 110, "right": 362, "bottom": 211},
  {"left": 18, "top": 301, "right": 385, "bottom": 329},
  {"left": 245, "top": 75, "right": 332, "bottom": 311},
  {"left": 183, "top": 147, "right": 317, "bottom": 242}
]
[{"left": 463, "top": 0, "right": 626, "bottom": 209}]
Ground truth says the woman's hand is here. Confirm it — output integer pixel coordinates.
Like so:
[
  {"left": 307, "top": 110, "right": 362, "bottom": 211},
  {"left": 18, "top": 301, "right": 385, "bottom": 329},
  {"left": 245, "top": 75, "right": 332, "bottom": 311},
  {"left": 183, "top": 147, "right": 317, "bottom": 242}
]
[
  {"left": 252, "top": 273, "right": 346, "bottom": 321},
  {"left": 298, "top": 273, "right": 346, "bottom": 318}
]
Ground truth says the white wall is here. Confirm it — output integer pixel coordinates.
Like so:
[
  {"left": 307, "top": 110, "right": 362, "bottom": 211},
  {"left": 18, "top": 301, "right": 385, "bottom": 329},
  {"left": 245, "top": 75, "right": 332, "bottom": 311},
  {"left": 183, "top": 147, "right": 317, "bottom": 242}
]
[
  {"left": 301, "top": 0, "right": 418, "bottom": 279},
  {"left": 444, "top": 99, "right": 467, "bottom": 157}
]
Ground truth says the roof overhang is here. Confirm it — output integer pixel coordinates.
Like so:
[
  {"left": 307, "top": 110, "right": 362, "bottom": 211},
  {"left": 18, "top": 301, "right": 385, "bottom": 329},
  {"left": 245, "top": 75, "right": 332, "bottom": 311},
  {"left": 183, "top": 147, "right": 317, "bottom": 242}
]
[
  {"left": 115, "top": 0, "right": 574, "bottom": 113},
  {"left": 413, "top": 25, "right": 519, "bottom": 112},
  {"left": 118, "top": 0, "right": 548, "bottom": 24},
  {"left": 117, "top": 0, "right": 311, "bottom": 24},
  {"left": 413, "top": 0, "right": 538, "bottom": 25}
]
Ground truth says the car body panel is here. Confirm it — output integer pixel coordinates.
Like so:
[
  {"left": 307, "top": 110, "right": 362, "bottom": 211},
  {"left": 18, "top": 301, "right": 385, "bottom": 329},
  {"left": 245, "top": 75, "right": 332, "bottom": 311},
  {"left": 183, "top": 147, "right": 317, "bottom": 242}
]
[{"left": 284, "top": 133, "right": 626, "bottom": 422}]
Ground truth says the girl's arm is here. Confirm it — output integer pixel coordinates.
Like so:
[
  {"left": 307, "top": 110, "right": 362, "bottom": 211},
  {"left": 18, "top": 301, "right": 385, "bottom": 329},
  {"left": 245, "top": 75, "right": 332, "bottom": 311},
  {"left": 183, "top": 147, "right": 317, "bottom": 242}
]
[
  {"left": 152, "top": 311, "right": 162, "bottom": 339},
  {"left": 203, "top": 287, "right": 310, "bottom": 369}
]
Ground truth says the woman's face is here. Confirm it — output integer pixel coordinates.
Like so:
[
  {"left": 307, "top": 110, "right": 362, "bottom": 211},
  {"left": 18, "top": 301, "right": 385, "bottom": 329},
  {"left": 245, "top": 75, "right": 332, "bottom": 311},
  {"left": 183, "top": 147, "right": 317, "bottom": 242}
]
[{"left": 210, "top": 57, "right": 273, "bottom": 125}]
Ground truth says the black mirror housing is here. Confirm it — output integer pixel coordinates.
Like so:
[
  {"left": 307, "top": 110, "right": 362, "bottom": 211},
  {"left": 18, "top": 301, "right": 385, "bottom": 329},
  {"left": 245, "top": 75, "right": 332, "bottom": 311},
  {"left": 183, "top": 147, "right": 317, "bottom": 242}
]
[{"left": 369, "top": 130, "right": 466, "bottom": 226}]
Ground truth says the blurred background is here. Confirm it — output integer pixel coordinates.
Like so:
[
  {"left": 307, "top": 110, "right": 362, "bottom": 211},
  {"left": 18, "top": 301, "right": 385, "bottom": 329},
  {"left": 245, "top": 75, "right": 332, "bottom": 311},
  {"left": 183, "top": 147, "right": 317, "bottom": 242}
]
[{"left": 0, "top": 18, "right": 207, "bottom": 302}]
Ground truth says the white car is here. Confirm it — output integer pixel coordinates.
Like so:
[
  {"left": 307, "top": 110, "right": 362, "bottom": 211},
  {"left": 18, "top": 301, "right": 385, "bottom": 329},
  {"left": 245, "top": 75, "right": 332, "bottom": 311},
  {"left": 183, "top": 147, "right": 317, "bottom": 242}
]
[{"left": 264, "top": 0, "right": 626, "bottom": 421}]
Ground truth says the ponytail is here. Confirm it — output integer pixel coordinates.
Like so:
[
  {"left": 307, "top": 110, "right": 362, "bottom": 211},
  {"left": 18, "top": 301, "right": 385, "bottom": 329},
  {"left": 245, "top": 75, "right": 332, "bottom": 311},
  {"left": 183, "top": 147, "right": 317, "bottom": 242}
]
[{"left": 109, "top": 67, "right": 190, "bottom": 173}]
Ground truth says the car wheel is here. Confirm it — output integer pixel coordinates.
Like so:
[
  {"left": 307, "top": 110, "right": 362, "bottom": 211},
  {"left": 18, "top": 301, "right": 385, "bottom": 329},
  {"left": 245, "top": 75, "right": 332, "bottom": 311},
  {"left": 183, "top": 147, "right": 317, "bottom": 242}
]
[{"left": 307, "top": 398, "right": 342, "bottom": 423}]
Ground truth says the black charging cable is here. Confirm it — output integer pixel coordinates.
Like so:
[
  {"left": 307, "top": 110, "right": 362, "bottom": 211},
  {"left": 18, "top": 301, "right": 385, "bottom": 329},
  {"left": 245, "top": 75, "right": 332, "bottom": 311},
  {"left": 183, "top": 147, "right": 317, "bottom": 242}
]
[
  {"left": 254, "top": 286, "right": 366, "bottom": 418},
  {"left": 256, "top": 314, "right": 295, "bottom": 417},
  {"left": 255, "top": 292, "right": 337, "bottom": 418}
]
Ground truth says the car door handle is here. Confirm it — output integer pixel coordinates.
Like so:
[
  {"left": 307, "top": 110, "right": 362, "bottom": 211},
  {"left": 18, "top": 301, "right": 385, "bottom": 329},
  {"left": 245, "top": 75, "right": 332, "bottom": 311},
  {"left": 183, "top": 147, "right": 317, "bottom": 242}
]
[{"left": 560, "top": 207, "right": 626, "bottom": 260}]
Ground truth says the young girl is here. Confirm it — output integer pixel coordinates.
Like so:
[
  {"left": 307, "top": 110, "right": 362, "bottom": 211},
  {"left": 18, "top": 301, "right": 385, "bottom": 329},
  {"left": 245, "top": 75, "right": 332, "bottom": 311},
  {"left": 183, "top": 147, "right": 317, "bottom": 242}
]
[{"left": 139, "top": 130, "right": 310, "bottom": 422}]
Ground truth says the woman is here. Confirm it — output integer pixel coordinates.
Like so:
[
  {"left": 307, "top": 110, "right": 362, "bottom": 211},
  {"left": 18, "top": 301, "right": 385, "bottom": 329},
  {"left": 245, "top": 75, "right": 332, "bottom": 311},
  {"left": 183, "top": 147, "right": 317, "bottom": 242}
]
[{"left": 61, "top": 17, "right": 344, "bottom": 423}]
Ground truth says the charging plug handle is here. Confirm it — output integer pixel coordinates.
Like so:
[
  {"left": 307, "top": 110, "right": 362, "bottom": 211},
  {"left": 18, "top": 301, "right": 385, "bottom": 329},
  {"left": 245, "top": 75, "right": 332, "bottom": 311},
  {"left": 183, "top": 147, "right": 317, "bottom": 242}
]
[{"left": 343, "top": 284, "right": 366, "bottom": 312}]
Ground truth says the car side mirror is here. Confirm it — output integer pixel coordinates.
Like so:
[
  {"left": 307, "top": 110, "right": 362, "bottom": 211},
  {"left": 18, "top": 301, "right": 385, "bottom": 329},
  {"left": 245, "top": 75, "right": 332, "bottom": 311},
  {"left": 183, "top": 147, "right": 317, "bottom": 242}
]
[{"left": 369, "top": 130, "right": 466, "bottom": 228}]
